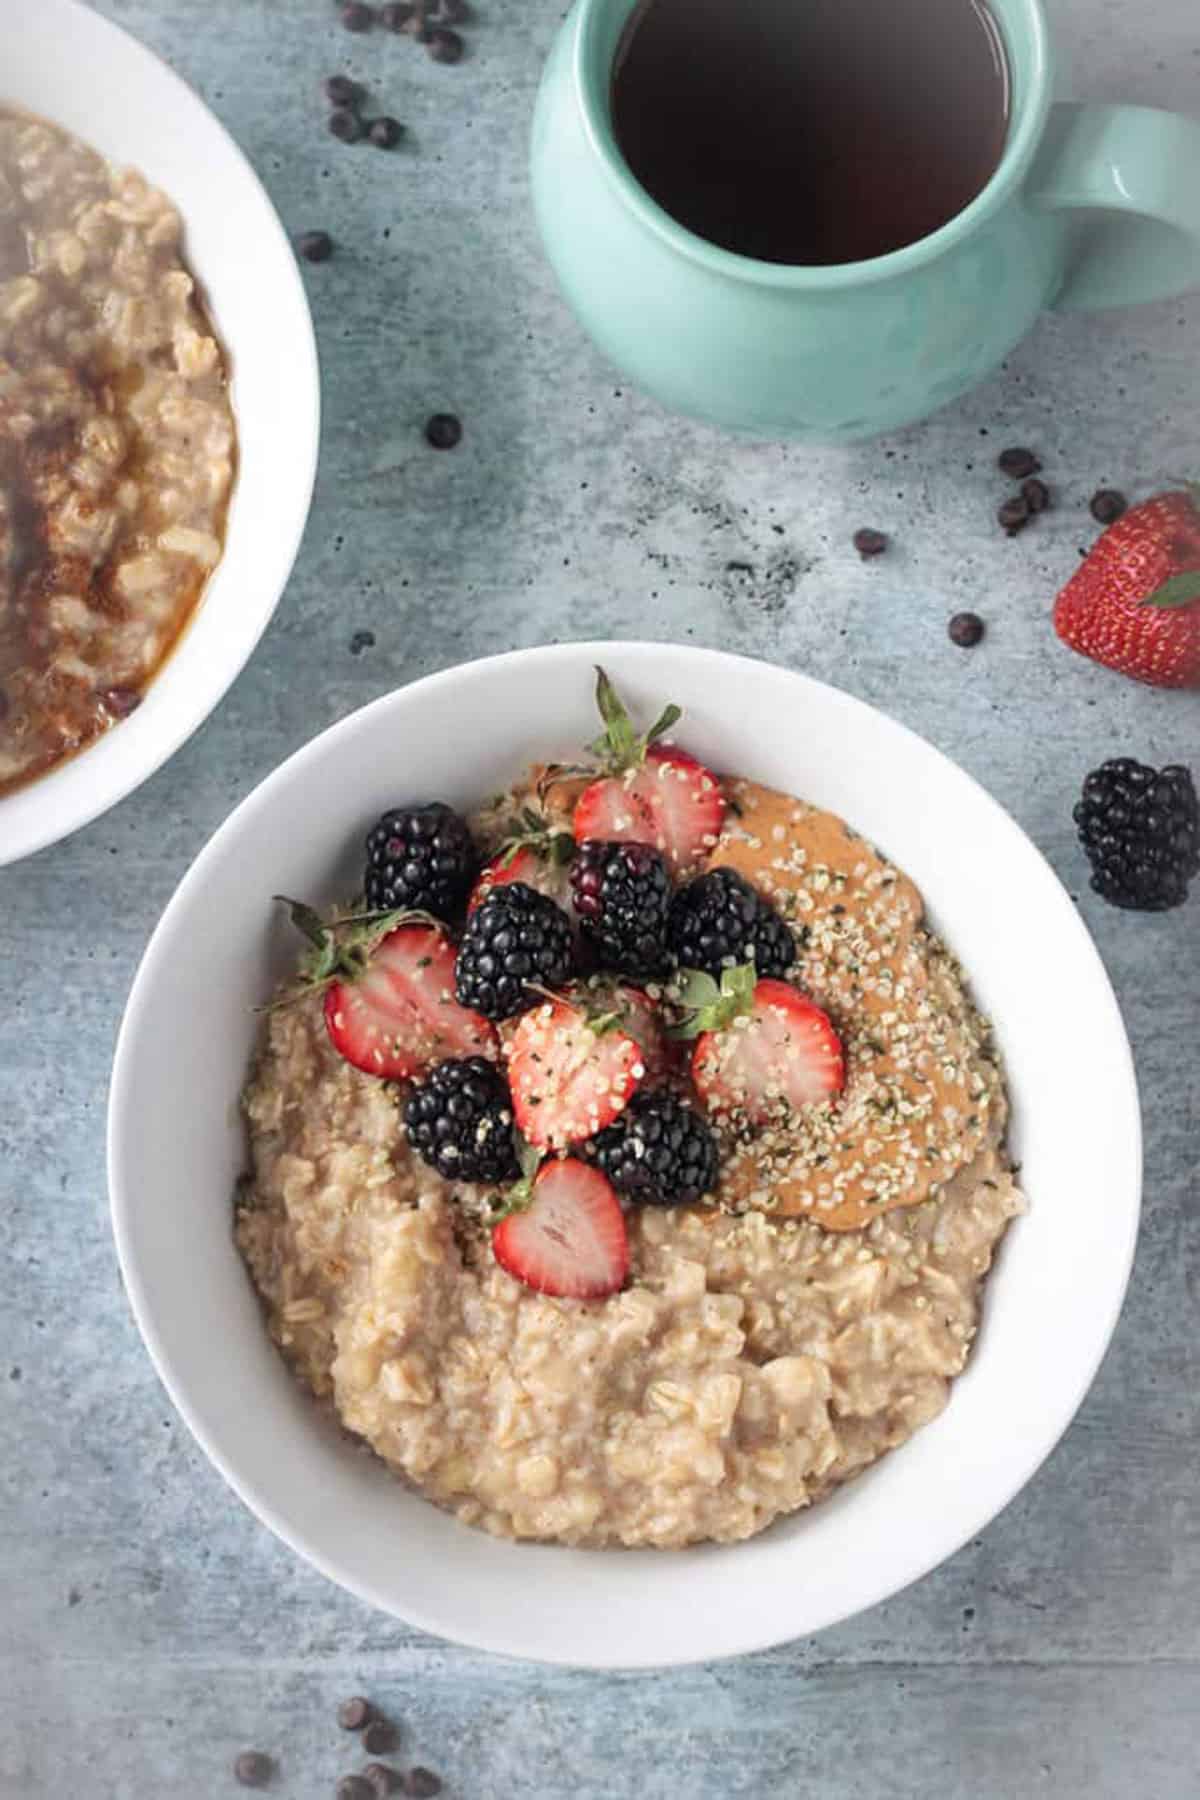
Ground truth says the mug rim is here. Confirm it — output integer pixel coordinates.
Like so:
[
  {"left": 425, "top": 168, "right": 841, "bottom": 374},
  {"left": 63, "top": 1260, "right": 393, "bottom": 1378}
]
[{"left": 574, "top": 0, "right": 1054, "bottom": 289}]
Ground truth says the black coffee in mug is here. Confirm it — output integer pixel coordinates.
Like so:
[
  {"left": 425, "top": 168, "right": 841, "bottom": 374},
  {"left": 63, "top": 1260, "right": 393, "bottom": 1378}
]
[{"left": 612, "top": 0, "right": 1011, "bottom": 266}]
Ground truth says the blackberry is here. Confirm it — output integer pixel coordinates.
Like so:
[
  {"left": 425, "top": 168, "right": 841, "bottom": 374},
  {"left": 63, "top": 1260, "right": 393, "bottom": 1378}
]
[
  {"left": 404, "top": 1058, "right": 519, "bottom": 1184},
  {"left": 589, "top": 1091, "right": 719, "bottom": 1207},
  {"left": 570, "top": 839, "right": 671, "bottom": 978},
  {"left": 1074, "top": 758, "right": 1199, "bottom": 912},
  {"left": 667, "top": 866, "right": 796, "bottom": 979},
  {"left": 454, "top": 881, "right": 574, "bottom": 1019},
  {"left": 364, "top": 802, "right": 476, "bottom": 920}
]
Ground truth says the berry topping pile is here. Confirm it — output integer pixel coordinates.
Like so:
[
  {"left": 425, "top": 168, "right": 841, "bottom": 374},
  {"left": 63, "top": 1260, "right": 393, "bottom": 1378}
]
[
  {"left": 1074, "top": 758, "right": 1199, "bottom": 912},
  {"left": 268, "top": 670, "right": 842, "bottom": 1300}
]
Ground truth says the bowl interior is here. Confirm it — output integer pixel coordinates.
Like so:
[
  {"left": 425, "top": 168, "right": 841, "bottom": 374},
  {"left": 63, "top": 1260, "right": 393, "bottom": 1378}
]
[
  {"left": 109, "top": 644, "right": 1141, "bottom": 1667},
  {"left": 0, "top": 0, "right": 318, "bottom": 866}
]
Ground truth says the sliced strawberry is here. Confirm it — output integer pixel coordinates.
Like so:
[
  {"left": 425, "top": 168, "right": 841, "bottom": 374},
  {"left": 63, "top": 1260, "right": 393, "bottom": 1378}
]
[
  {"left": 492, "top": 1157, "right": 629, "bottom": 1299},
  {"left": 504, "top": 997, "right": 646, "bottom": 1149},
  {"left": 572, "top": 667, "right": 726, "bottom": 876},
  {"left": 469, "top": 845, "right": 575, "bottom": 916},
  {"left": 573, "top": 748, "right": 725, "bottom": 876},
  {"left": 683, "top": 970, "right": 844, "bottom": 1123},
  {"left": 324, "top": 922, "right": 496, "bottom": 1080},
  {"left": 568, "top": 977, "right": 676, "bottom": 1080}
]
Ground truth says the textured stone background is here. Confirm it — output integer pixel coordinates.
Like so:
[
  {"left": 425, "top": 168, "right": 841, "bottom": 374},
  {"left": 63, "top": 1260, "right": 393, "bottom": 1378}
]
[{"left": 2, "top": 0, "right": 1198, "bottom": 1794}]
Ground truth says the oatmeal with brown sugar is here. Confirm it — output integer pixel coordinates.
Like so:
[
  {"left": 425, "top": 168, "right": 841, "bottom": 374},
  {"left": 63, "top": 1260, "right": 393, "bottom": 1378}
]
[
  {"left": 237, "top": 766, "right": 1023, "bottom": 1550},
  {"left": 0, "top": 108, "right": 235, "bottom": 795}
]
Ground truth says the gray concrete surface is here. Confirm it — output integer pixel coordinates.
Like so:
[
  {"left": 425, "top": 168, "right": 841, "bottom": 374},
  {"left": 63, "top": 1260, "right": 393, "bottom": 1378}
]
[{"left": 3, "top": 0, "right": 1199, "bottom": 1795}]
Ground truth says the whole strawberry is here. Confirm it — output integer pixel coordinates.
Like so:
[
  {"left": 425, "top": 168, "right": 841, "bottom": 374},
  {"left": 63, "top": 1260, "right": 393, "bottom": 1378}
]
[{"left": 1054, "top": 487, "right": 1200, "bottom": 688}]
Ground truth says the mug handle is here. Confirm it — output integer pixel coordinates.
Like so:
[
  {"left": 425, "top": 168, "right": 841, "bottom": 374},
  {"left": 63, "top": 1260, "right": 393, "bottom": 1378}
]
[{"left": 1025, "top": 102, "right": 1200, "bottom": 311}]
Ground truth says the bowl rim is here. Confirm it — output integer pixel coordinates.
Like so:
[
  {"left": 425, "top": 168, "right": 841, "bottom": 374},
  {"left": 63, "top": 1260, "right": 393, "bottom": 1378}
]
[
  {"left": 108, "top": 642, "right": 1142, "bottom": 1666},
  {"left": 0, "top": 0, "right": 320, "bottom": 868}
]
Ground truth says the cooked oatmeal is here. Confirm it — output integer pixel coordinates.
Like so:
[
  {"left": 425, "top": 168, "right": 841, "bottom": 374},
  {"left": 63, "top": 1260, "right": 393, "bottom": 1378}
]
[
  {"left": 237, "top": 780, "right": 1023, "bottom": 1549},
  {"left": 0, "top": 107, "right": 236, "bottom": 795}
]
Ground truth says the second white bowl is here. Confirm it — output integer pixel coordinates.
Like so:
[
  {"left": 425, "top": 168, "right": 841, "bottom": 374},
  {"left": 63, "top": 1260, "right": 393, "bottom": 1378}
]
[{"left": 0, "top": 0, "right": 319, "bottom": 866}]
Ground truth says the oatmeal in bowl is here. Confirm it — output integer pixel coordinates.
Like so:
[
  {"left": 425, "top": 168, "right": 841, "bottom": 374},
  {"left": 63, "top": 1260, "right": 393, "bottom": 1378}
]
[
  {"left": 0, "top": 106, "right": 236, "bottom": 796},
  {"left": 0, "top": 0, "right": 317, "bottom": 865},
  {"left": 236, "top": 671, "right": 1024, "bottom": 1549},
  {"left": 109, "top": 644, "right": 1139, "bottom": 1663}
]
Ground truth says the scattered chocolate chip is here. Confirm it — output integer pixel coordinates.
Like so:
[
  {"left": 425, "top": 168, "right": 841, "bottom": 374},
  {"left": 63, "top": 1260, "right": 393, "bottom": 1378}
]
[
  {"left": 297, "top": 230, "right": 335, "bottom": 263},
  {"left": 325, "top": 74, "right": 365, "bottom": 108},
  {"left": 0, "top": 687, "right": 9, "bottom": 721},
  {"left": 1021, "top": 476, "right": 1051, "bottom": 514},
  {"left": 424, "top": 412, "right": 462, "bottom": 450},
  {"left": 1090, "top": 487, "right": 1127, "bottom": 525},
  {"left": 340, "top": 2, "right": 376, "bottom": 30},
  {"left": 362, "top": 1720, "right": 397, "bottom": 1757},
  {"left": 997, "top": 495, "right": 1030, "bottom": 536},
  {"left": 852, "top": 527, "right": 888, "bottom": 559},
  {"left": 948, "top": 611, "right": 985, "bottom": 647},
  {"left": 102, "top": 685, "right": 143, "bottom": 717},
  {"left": 338, "top": 1697, "right": 373, "bottom": 1732},
  {"left": 349, "top": 629, "right": 376, "bottom": 655},
  {"left": 234, "top": 1751, "right": 273, "bottom": 1789},
  {"left": 368, "top": 116, "right": 405, "bottom": 149},
  {"left": 329, "top": 108, "right": 365, "bottom": 143},
  {"left": 403, "top": 1772, "right": 442, "bottom": 1799},
  {"left": 363, "top": 1767, "right": 399, "bottom": 1798},
  {"left": 427, "top": 25, "right": 465, "bottom": 60},
  {"left": 337, "top": 1780, "right": 375, "bottom": 1800},
  {"left": 997, "top": 446, "right": 1040, "bottom": 479},
  {"left": 380, "top": 0, "right": 414, "bottom": 24}
]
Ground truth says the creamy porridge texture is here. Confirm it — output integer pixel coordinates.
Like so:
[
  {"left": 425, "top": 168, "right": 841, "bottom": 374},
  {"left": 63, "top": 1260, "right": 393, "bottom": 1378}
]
[
  {"left": 237, "top": 763, "right": 1023, "bottom": 1549},
  {"left": 0, "top": 108, "right": 235, "bottom": 794}
]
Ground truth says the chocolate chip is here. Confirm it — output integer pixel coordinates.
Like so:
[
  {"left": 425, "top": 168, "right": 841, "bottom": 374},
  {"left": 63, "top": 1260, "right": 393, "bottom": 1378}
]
[
  {"left": 997, "top": 446, "right": 1040, "bottom": 479},
  {"left": 852, "top": 527, "right": 888, "bottom": 559},
  {"left": 1090, "top": 488, "right": 1127, "bottom": 525},
  {"left": 325, "top": 74, "right": 365, "bottom": 107},
  {"left": 0, "top": 687, "right": 9, "bottom": 721},
  {"left": 427, "top": 25, "right": 465, "bottom": 60},
  {"left": 337, "top": 1780, "right": 375, "bottom": 1800},
  {"left": 297, "top": 231, "right": 335, "bottom": 263},
  {"left": 102, "top": 685, "right": 142, "bottom": 717},
  {"left": 340, "top": 2, "right": 376, "bottom": 29},
  {"left": 997, "top": 495, "right": 1030, "bottom": 536},
  {"left": 363, "top": 1767, "right": 399, "bottom": 1798},
  {"left": 362, "top": 1720, "right": 397, "bottom": 1757},
  {"left": 403, "top": 1772, "right": 442, "bottom": 1799},
  {"left": 424, "top": 412, "right": 462, "bottom": 449},
  {"left": 234, "top": 1751, "right": 273, "bottom": 1789},
  {"left": 380, "top": 0, "right": 414, "bottom": 25},
  {"left": 1021, "top": 476, "right": 1050, "bottom": 514},
  {"left": 349, "top": 629, "right": 376, "bottom": 655},
  {"left": 329, "top": 108, "right": 365, "bottom": 143},
  {"left": 368, "top": 117, "right": 405, "bottom": 149},
  {"left": 338, "top": 1697, "right": 373, "bottom": 1732},
  {"left": 948, "top": 611, "right": 985, "bottom": 647}
]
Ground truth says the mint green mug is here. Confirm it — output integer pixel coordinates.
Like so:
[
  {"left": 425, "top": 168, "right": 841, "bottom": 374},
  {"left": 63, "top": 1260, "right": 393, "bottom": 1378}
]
[{"left": 531, "top": 0, "right": 1200, "bottom": 442}]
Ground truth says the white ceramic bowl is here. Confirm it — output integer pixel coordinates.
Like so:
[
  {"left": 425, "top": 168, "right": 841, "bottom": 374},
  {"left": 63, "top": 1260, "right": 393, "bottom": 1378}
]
[
  {"left": 0, "top": 0, "right": 319, "bottom": 867},
  {"left": 108, "top": 644, "right": 1141, "bottom": 1668}
]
